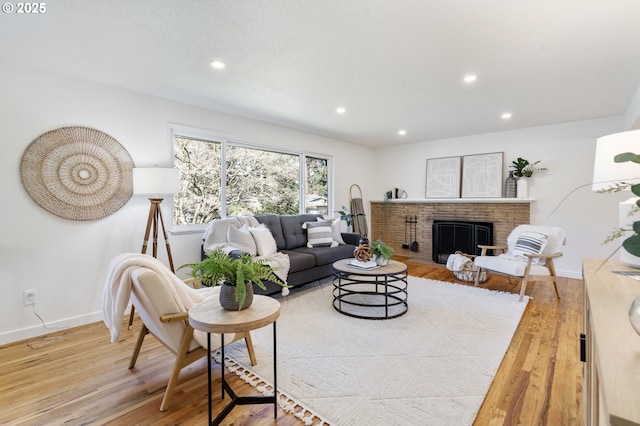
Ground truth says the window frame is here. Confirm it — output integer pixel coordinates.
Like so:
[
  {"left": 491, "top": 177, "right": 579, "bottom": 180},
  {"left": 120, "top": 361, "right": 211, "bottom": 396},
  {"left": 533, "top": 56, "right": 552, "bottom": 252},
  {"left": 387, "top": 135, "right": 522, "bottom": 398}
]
[{"left": 170, "top": 125, "right": 333, "bottom": 234}]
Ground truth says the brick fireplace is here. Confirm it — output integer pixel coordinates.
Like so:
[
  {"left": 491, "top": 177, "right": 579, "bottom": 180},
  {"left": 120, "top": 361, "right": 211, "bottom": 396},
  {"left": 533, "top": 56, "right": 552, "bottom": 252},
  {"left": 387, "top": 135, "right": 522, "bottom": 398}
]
[{"left": 370, "top": 200, "right": 530, "bottom": 262}]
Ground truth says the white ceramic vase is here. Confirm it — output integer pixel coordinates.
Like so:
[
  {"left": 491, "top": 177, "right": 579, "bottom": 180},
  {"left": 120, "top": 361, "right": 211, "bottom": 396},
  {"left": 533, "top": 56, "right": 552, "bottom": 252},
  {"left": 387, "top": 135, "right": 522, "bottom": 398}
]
[{"left": 517, "top": 178, "right": 529, "bottom": 199}]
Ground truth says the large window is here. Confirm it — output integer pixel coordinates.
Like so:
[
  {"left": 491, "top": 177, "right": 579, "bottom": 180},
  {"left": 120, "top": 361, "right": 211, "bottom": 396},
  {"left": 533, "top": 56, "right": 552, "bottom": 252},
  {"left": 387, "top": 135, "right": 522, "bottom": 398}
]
[{"left": 173, "top": 130, "right": 330, "bottom": 227}]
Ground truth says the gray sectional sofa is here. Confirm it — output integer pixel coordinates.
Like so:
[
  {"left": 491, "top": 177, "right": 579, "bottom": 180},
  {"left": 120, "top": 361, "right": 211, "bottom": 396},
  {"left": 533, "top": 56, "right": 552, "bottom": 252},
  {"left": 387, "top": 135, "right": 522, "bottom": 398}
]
[{"left": 203, "top": 213, "right": 361, "bottom": 295}]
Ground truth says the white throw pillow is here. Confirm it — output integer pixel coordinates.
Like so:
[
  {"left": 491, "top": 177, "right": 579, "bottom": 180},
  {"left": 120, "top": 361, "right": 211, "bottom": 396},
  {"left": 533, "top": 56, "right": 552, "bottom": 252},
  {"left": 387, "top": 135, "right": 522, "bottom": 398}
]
[
  {"left": 512, "top": 231, "right": 548, "bottom": 264},
  {"left": 303, "top": 220, "right": 338, "bottom": 248},
  {"left": 249, "top": 224, "right": 278, "bottom": 256},
  {"left": 318, "top": 217, "right": 345, "bottom": 245},
  {"left": 227, "top": 224, "right": 257, "bottom": 256}
]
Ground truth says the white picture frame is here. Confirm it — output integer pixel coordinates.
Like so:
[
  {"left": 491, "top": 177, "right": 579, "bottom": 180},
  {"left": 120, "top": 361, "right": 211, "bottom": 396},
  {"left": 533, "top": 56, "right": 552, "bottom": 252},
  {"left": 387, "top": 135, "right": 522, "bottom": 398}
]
[
  {"left": 461, "top": 152, "right": 503, "bottom": 198},
  {"left": 425, "top": 156, "right": 461, "bottom": 198}
]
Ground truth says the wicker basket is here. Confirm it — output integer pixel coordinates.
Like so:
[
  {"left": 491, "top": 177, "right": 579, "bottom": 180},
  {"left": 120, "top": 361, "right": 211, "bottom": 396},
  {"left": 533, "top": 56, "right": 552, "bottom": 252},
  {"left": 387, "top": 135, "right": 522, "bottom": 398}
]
[{"left": 451, "top": 251, "right": 487, "bottom": 283}]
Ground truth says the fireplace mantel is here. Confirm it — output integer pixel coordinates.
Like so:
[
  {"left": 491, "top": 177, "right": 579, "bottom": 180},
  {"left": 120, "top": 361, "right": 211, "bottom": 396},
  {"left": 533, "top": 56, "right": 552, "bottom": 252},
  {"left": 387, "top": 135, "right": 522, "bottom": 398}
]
[{"left": 370, "top": 200, "right": 530, "bottom": 262}]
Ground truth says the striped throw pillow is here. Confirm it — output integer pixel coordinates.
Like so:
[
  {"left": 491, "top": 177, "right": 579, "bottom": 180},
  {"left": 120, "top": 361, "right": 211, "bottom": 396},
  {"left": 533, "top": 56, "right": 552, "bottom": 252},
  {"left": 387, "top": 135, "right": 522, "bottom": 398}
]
[
  {"left": 512, "top": 231, "right": 548, "bottom": 264},
  {"left": 303, "top": 221, "right": 338, "bottom": 248}
]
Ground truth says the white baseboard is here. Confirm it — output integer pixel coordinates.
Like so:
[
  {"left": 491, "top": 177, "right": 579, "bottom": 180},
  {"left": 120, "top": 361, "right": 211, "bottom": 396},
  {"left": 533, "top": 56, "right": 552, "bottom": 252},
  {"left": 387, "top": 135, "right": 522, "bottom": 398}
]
[
  {"left": 0, "top": 311, "right": 105, "bottom": 346},
  {"left": 558, "top": 268, "right": 582, "bottom": 280}
]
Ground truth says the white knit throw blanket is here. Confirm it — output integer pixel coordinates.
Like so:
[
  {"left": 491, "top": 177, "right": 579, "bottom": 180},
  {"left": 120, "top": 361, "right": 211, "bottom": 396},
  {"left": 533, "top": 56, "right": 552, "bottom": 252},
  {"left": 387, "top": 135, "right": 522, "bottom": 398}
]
[{"left": 102, "top": 253, "right": 217, "bottom": 345}]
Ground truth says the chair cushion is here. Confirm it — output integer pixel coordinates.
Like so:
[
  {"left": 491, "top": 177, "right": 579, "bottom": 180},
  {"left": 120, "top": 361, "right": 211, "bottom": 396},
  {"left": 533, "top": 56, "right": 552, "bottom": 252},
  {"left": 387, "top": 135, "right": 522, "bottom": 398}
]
[
  {"left": 130, "top": 268, "right": 202, "bottom": 353},
  {"left": 474, "top": 254, "right": 551, "bottom": 277},
  {"left": 512, "top": 231, "right": 548, "bottom": 264}
]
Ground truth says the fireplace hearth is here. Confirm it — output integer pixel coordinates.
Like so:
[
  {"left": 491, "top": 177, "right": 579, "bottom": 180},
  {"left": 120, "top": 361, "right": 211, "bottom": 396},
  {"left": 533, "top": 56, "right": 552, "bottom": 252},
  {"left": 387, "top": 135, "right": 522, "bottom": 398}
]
[{"left": 432, "top": 220, "right": 493, "bottom": 264}]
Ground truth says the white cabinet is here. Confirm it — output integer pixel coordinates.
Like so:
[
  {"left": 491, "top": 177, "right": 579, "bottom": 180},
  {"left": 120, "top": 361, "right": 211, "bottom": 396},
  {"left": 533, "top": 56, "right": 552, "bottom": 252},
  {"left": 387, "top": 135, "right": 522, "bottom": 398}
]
[{"left": 583, "top": 258, "right": 640, "bottom": 426}]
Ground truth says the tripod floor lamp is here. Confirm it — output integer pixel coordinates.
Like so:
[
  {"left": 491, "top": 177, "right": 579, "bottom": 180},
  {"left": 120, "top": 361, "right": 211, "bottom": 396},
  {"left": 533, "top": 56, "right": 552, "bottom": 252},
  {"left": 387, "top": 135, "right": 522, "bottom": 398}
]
[{"left": 129, "top": 167, "right": 180, "bottom": 327}]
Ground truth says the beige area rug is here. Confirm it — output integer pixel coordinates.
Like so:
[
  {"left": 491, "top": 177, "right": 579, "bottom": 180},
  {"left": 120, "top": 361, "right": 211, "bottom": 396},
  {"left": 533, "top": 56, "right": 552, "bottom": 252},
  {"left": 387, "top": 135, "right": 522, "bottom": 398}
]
[{"left": 218, "top": 276, "right": 528, "bottom": 425}]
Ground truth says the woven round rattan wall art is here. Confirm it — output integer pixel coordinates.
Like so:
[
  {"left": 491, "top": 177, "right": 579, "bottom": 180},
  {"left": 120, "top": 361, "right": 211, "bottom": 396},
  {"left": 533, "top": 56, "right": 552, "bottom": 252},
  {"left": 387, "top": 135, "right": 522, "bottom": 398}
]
[{"left": 20, "top": 126, "right": 135, "bottom": 221}]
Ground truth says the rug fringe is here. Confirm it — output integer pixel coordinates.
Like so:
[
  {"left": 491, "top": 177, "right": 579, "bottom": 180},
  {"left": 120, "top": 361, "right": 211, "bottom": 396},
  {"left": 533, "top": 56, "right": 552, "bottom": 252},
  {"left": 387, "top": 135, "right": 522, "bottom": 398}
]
[{"left": 214, "top": 351, "right": 333, "bottom": 426}]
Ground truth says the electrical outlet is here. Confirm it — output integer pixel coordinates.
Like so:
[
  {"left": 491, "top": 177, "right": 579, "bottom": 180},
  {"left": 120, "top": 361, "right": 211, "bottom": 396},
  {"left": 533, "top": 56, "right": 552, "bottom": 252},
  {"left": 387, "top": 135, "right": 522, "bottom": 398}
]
[{"left": 23, "top": 290, "right": 37, "bottom": 306}]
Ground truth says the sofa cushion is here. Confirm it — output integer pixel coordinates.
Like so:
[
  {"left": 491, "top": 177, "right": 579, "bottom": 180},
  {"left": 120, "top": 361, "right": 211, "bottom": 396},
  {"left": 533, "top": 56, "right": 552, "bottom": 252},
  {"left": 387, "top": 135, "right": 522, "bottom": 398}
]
[
  {"left": 255, "top": 214, "right": 285, "bottom": 250},
  {"left": 293, "top": 244, "right": 356, "bottom": 266},
  {"left": 280, "top": 214, "right": 323, "bottom": 250},
  {"left": 281, "top": 250, "right": 317, "bottom": 273}
]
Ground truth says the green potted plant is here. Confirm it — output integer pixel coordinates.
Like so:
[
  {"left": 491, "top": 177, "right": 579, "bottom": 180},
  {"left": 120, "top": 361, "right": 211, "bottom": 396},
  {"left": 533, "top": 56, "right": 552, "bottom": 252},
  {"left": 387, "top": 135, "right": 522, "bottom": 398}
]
[
  {"left": 179, "top": 250, "right": 287, "bottom": 310},
  {"left": 370, "top": 239, "right": 395, "bottom": 266},
  {"left": 510, "top": 157, "right": 546, "bottom": 178}
]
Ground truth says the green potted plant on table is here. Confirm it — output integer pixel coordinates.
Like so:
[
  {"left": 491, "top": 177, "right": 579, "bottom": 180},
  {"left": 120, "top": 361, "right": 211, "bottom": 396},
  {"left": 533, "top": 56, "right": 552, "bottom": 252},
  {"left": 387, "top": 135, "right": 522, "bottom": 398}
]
[
  {"left": 179, "top": 250, "right": 286, "bottom": 311},
  {"left": 370, "top": 239, "right": 395, "bottom": 266}
]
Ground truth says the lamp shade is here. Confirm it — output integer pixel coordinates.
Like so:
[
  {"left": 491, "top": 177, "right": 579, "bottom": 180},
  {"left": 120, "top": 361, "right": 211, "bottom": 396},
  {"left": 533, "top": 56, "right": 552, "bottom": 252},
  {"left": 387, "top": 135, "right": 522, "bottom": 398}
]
[
  {"left": 592, "top": 129, "right": 640, "bottom": 192},
  {"left": 133, "top": 167, "right": 180, "bottom": 195}
]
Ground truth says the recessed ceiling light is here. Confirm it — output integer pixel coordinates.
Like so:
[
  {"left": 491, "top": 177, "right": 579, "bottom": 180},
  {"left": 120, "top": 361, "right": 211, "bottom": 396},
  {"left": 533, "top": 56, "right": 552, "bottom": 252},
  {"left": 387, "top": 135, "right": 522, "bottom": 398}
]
[
  {"left": 398, "top": 129, "right": 407, "bottom": 136},
  {"left": 501, "top": 112, "right": 512, "bottom": 120},
  {"left": 336, "top": 107, "right": 346, "bottom": 114},
  {"left": 463, "top": 74, "right": 477, "bottom": 83},
  {"left": 210, "top": 61, "right": 226, "bottom": 69}
]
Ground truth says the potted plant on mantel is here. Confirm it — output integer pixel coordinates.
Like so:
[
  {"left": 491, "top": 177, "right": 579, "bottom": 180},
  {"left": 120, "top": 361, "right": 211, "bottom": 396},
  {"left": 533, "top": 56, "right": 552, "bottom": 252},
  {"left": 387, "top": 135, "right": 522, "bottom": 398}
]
[
  {"left": 510, "top": 157, "right": 547, "bottom": 198},
  {"left": 371, "top": 239, "right": 395, "bottom": 266},
  {"left": 179, "top": 250, "right": 287, "bottom": 311}
]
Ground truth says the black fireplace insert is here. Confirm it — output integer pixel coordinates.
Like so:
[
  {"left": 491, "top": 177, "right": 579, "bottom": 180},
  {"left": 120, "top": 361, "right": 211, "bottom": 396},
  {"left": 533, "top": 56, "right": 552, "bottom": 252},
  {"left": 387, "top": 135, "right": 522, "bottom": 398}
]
[{"left": 432, "top": 220, "right": 494, "bottom": 264}]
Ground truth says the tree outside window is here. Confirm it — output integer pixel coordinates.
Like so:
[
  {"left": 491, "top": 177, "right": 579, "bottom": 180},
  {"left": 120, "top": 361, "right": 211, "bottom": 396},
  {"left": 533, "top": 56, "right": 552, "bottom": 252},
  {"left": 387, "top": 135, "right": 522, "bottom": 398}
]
[{"left": 173, "top": 133, "right": 330, "bottom": 225}]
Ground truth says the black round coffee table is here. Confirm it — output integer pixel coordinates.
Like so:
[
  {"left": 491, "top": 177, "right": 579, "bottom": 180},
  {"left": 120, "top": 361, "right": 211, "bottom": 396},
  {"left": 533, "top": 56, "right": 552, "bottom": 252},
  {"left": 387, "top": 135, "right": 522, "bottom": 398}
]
[{"left": 332, "top": 258, "right": 408, "bottom": 319}]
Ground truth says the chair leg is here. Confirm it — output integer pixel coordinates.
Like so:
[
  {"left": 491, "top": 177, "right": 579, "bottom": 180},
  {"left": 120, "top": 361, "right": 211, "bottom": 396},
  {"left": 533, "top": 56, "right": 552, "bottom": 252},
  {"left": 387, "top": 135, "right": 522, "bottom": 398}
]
[
  {"left": 519, "top": 277, "right": 529, "bottom": 302},
  {"left": 547, "top": 259, "right": 561, "bottom": 299},
  {"left": 129, "top": 324, "right": 149, "bottom": 369},
  {"left": 160, "top": 326, "right": 196, "bottom": 412},
  {"left": 244, "top": 331, "right": 257, "bottom": 366},
  {"left": 519, "top": 259, "right": 534, "bottom": 302},
  {"left": 474, "top": 268, "right": 482, "bottom": 287}
]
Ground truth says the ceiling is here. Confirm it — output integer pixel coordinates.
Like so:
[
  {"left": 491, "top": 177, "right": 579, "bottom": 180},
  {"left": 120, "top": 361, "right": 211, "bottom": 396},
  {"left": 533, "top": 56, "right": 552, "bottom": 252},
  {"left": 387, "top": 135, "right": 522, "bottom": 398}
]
[{"left": 2, "top": 1, "right": 640, "bottom": 147}]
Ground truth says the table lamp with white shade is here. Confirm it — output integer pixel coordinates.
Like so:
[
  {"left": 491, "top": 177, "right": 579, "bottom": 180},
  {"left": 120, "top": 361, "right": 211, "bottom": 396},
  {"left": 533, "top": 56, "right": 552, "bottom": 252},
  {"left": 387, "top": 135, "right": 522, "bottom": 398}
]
[{"left": 592, "top": 129, "right": 640, "bottom": 267}]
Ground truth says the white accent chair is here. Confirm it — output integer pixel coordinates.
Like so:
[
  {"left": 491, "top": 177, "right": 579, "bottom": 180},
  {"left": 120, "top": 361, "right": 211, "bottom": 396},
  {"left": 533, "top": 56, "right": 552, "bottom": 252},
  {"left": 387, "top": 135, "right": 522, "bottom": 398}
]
[
  {"left": 128, "top": 267, "right": 256, "bottom": 411},
  {"left": 473, "top": 225, "right": 566, "bottom": 301}
]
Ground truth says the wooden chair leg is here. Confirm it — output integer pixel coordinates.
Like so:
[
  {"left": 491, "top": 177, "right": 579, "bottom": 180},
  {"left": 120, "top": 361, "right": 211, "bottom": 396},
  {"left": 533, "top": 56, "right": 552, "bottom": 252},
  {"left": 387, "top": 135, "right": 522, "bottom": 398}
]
[
  {"left": 519, "top": 277, "right": 529, "bottom": 302},
  {"left": 129, "top": 324, "right": 149, "bottom": 369},
  {"left": 160, "top": 326, "right": 196, "bottom": 412},
  {"left": 547, "top": 259, "right": 561, "bottom": 299},
  {"left": 244, "top": 331, "right": 257, "bottom": 366}
]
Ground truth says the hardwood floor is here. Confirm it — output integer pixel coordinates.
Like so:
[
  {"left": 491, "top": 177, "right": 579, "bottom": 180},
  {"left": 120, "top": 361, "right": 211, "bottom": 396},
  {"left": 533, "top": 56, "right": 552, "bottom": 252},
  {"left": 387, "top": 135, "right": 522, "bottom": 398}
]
[{"left": 0, "top": 257, "right": 583, "bottom": 425}]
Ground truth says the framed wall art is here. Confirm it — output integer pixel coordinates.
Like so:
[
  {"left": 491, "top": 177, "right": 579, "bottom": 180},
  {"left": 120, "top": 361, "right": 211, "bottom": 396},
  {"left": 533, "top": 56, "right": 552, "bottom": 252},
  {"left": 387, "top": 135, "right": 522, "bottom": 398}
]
[
  {"left": 461, "top": 152, "right": 503, "bottom": 198},
  {"left": 425, "top": 156, "right": 461, "bottom": 198}
]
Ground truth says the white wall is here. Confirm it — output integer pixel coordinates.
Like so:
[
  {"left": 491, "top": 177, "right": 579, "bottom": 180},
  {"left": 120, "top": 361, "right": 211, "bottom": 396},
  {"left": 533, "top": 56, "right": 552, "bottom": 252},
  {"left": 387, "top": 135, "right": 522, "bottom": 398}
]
[
  {"left": 1, "top": 59, "right": 633, "bottom": 345},
  {"left": 371, "top": 117, "right": 629, "bottom": 278},
  {"left": 0, "top": 61, "right": 374, "bottom": 344}
]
